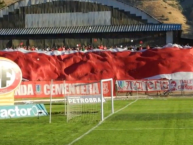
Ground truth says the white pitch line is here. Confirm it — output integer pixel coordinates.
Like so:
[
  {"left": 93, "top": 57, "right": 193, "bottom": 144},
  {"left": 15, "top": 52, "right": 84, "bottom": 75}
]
[
  {"left": 67, "top": 98, "right": 139, "bottom": 145},
  {"left": 95, "top": 128, "right": 193, "bottom": 131},
  {"left": 131, "top": 108, "right": 193, "bottom": 111},
  {"left": 14, "top": 99, "right": 65, "bottom": 103}
]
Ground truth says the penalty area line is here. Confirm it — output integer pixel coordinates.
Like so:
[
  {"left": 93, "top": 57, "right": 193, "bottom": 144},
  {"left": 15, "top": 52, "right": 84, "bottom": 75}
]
[{"left": 67, "top": 99, "right": 139, "bottom": 145}]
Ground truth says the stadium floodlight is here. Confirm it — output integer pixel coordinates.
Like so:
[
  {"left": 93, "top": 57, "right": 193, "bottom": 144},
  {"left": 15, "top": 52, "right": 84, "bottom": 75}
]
[{"left": 66, "top": 78, "right": 114, "bottom": 123}]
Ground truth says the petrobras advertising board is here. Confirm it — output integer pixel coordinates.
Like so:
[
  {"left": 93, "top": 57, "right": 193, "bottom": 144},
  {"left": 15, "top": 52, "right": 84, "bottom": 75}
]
[
  {"left": 67, "top": 95, "right": 105, "bottom": 104},
  {"left": 0, "top": 104, "right": 48, "bottom": 119}
]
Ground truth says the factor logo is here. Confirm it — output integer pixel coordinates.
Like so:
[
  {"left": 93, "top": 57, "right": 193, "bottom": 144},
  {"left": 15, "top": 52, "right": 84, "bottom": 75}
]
[{"left": 0, "top": 57, "right": 22, "bottom": 94}]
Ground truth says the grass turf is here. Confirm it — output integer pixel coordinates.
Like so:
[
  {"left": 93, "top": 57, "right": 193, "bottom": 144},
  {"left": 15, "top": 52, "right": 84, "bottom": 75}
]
[{"left": 1, "top": 98, "right": 193, "bottom": 145}]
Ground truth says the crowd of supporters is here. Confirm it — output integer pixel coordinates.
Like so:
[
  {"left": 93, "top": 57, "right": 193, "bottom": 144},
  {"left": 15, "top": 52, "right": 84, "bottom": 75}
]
[
  {"left": 3, "top": 43, "right": 192, "bottom": 52},
  {"left": 4, "top": 44, "right": 152, "bottom": 52}
]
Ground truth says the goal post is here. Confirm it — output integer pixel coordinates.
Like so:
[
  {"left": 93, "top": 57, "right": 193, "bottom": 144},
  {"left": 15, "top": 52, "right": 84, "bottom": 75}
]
[
  {"left": 101, "top": 78, "right": 114, "bottom": 121},
  {"left": 66, "top": 78, "right": 114, "bottom": 123},
  {"left": 49, "top": 79, "right": 53, "bottom": 124}
]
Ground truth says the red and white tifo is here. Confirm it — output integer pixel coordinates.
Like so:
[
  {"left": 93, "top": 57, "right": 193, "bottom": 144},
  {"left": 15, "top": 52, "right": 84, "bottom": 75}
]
[{"left": 0, "top": 43, "right": 193, "bottom": 81}]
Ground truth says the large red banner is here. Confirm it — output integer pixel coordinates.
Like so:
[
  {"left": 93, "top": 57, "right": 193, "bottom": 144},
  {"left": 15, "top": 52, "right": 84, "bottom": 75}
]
[{"left": 14, "top": 80, "right": 112, "bottom": 99}]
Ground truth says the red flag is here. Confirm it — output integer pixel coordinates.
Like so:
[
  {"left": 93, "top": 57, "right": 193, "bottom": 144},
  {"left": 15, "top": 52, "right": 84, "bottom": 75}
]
[{"left": 94, "top": 39, "right": 97, "bottom": 42}]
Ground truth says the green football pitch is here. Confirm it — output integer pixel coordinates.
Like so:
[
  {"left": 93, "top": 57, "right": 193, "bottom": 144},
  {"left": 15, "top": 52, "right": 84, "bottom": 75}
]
[{"left": 1, "top": 98, "right": 193, "bottom": 145}]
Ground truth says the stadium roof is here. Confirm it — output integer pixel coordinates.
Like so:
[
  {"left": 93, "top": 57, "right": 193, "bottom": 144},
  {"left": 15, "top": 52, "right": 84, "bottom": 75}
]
[{"left": 0, "top": 24, "right": 181, "bottom": 35}]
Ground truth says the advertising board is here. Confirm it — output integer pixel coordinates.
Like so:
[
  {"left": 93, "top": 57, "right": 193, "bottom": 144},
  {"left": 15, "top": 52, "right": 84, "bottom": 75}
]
[{"left": 0, "top": 104, "right": 48, "bottom": 119}]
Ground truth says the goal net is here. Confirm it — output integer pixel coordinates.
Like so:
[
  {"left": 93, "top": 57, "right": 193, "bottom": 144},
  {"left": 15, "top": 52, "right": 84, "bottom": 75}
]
[{"left": 66, "top": 78, "right": 114, "bottom": 123}]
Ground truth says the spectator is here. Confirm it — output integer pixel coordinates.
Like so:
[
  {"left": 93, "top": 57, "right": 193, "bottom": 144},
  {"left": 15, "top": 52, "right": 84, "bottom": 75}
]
[
  {"left": 146, "top": 45, "right": 150, "bottom": 50},
  {"left": 139, "top": 45, "right": 143, "bottom": 51},
  {"left": 58, "top": 47, "right": 62, "bottom": 51}
]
